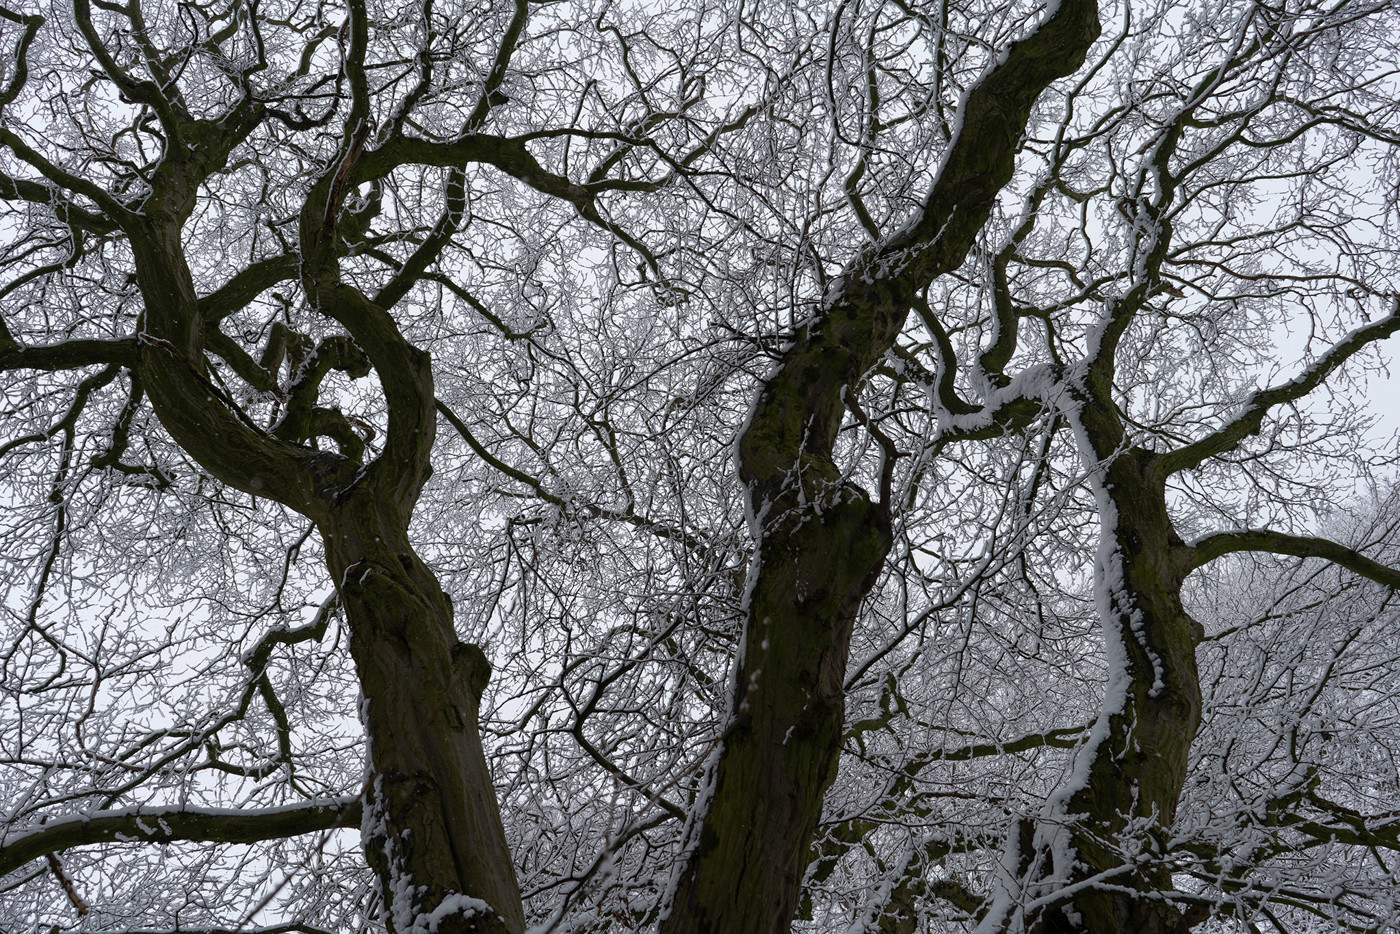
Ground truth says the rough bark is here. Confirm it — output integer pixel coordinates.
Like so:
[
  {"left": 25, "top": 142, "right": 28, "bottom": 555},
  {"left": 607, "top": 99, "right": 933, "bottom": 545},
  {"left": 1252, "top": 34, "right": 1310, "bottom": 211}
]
[
  {"left": 660, "top": 4, "right": 1100, "bottom": 932},
  {"left": 1021, "top": 292, "right": 1400, "bottom": 934},
  {"left": 326, "top": 499, "right": 523, "bottom": 934}
]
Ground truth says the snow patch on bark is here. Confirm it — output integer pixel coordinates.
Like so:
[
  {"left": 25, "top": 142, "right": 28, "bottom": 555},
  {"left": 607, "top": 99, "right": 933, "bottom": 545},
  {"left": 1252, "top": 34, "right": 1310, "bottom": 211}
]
[
  {"left": 362, "top": 776, "right": 499, "bottom": 934},
  {"left": 1037, "top": 386, "right": 1137, "bottom": 880}
]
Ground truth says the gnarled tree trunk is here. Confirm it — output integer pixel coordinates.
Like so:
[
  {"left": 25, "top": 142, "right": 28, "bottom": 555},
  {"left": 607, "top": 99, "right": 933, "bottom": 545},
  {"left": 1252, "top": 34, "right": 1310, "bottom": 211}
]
[
  {"left": 324, "top": 500, "right": 524, "bottom": 934},
  {"left": 127, "top": 141, "right": 526, "bottom": 932}
]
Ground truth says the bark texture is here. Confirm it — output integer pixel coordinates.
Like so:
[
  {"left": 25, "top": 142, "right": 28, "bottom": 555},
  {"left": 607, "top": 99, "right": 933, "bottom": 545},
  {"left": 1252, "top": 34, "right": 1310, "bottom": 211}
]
[
  {"left": 327, "top": 503, "right": 524, "bottom": 934},
  {"left": 1034, "top": 430, "right": 1201, "bottom": 934}
]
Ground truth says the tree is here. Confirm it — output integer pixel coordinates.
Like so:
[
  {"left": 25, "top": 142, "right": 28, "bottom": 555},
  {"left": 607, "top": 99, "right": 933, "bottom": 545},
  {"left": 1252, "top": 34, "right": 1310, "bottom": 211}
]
[
  {"left": 2, "top": 0, "right": 1399, "bottom": 933},
  {"left": 0, "top": 1, "right": 728, "bottom": 930}
]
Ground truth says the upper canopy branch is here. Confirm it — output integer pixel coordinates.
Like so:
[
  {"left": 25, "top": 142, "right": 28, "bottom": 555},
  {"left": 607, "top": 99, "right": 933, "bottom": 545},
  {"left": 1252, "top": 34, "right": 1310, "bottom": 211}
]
[
  {"left": 0, "top": 5, "right": 41, "bottom": 111},
  {"left": 1158, "top": 296, "right": 1400, "bottom": 476},
  {"left": 0, "top": 171, "right": 115, "bottom": 234},
  {"left": 463, "top": 0, "right": 529, "bottom": 133},
  {"left": 70, "top": 0, "right": 185, "bottom": 138},
  {"left": 358, "top": 133, "right": 629, "bottom": 213}
]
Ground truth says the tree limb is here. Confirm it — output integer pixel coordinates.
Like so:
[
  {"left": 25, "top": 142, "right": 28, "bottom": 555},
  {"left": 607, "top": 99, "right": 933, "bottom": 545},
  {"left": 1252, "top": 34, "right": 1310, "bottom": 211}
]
[
  {"left": 0, "top": 337, "right": 137, "bottom": 371},
  {"left": 198, "top": 255, "right": 300, "bottom": 324},
  {"left": 0, "top": 798, "right": 361, "bottom": 878},
  {"left": 1186, "top": 528, "right": 1400, "bottom": 587},
  {"left": 1160, "top": 296, "right": 1400, "bottom": 475}
]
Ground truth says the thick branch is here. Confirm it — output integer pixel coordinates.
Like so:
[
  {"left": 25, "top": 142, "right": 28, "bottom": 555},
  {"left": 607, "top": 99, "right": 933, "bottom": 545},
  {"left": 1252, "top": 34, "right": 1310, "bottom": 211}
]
[
  {"left": 1160, "top": 297, "right": 1400, "bottom": 475},
  {"left": 1187, "top": 528, "right": 1400, "bottom": 587},
  {"left": 359, "top": 134, "right": 595, "bottom": 206},
  {"left": 204, "top": 327, "right": 278, "bottom": 393},
  {"left": 0, "top": 128, "right": 131, "bottom": 220},
  {"left": 198, "top": 255, "right": 300, "bottom": 324},
  {"left": 0, "top": 172, "right": 113, "bottom": 233},
  {"left": 0, "top": 798, "right": 361, "bottom": 878},
  {"left": 737, "top": 0, "right": 1101, "bottom": 497},
  {"left": 273, "top": 335, "right": 371, "bottom": 451},
  {"left": 464, "top": 0, "right": 530, "bottom": 131},
  {"left": 0, "top": 337, "right": 136, "bottom": 371},
  {"left": 0, "top": 7, "right": 40, "bottom": 110},
  {"left": 373, "top": 168, "right": 465, "bottom": 310}
]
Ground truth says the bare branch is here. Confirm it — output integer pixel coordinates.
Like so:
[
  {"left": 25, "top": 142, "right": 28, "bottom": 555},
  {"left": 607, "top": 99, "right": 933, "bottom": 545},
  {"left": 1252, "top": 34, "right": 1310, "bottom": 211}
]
[
  {"left": 0, "top": 798, "right": 361, "bottom": 878},
  {"left": 1160, "top": 297, "right": 1400, "bottom": 475}
]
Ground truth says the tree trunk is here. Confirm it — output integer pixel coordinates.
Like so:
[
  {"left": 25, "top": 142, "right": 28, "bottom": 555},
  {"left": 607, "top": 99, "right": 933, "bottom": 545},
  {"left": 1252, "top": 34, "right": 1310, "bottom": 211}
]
[
  {"left": 661, "top": 481, "right": 892, "bottom": 934},
  {"left": 1032, "top": 438, "right": 1201, "bottom": 934},
  {"left": 131, "top": 223, "right": 525, "bottom": 934},
  {"left": 323, "top": 498, "right": 525, "bottom": 934},
  {"left": 661, "top": 3, "right": 1100, "bottom": 930}
]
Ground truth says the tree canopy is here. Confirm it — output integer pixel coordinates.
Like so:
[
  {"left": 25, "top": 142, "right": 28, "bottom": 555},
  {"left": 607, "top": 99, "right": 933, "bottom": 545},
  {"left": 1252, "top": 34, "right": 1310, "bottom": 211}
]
[{"left": 2, "top": 0, "right": 1399, "bottom": 932}]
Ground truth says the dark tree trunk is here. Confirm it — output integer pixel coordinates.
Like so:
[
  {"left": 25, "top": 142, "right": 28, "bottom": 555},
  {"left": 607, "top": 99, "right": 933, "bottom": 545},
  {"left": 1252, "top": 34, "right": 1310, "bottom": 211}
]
[
  {"left": 324, "top": 500, "right": 524, "bottom": 934},
  {"left": 661, "top": 480, "right": 893, "bottom": 934},
  {"left": 660, "top": 4, "right": 1100, "bottom": 931},
  {"left": 131, "top": 218, "right": 526, "bottom": 933}
]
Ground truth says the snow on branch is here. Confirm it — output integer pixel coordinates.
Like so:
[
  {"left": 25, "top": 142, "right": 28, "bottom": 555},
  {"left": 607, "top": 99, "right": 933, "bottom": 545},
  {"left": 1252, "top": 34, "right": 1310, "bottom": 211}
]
[
  {"left": 1160, "top": 296, "right": 1400, "bottom": 475},
  {"left": 0, "top": 797, "right": 361, "bottom": 878}
]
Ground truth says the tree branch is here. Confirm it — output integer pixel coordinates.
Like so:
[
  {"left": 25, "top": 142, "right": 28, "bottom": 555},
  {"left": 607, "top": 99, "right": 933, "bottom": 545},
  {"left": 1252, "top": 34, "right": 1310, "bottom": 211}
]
[
  {"left": 737, "top": 0, "right": 1101, "bottom": 498},
  {"left": 1160, "top": 296, "right": 1400, "bottom": 475},
  {"left": 0, "top": 337, "right": 137, "bottom": 371},
  {"left": 198, "top": 255, "right": 300, "bottom": 324},
  {"left": 1186, "top": 528, "right": 1400, "bottom": 587},
  {"left": 0, "top": 798, "right": 361, "bottom": 878}
]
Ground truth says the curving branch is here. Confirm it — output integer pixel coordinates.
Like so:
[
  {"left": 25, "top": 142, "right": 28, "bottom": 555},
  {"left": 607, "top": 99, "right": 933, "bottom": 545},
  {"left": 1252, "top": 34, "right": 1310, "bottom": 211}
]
[
  {"left": 373, "top": 168, "right": 466, "bottom": 310},
  {"left": 70, "top": 0, "right": 184, "bottom": 137},
  {"left": 198, "top": 255, "right": 300, "bottom": 324},
  {"left": 272, "top": 335, "right": 371, "bottom": 453},
  {"left": 1187, "top": 528, "right": 1400, "bottom": 588}
]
